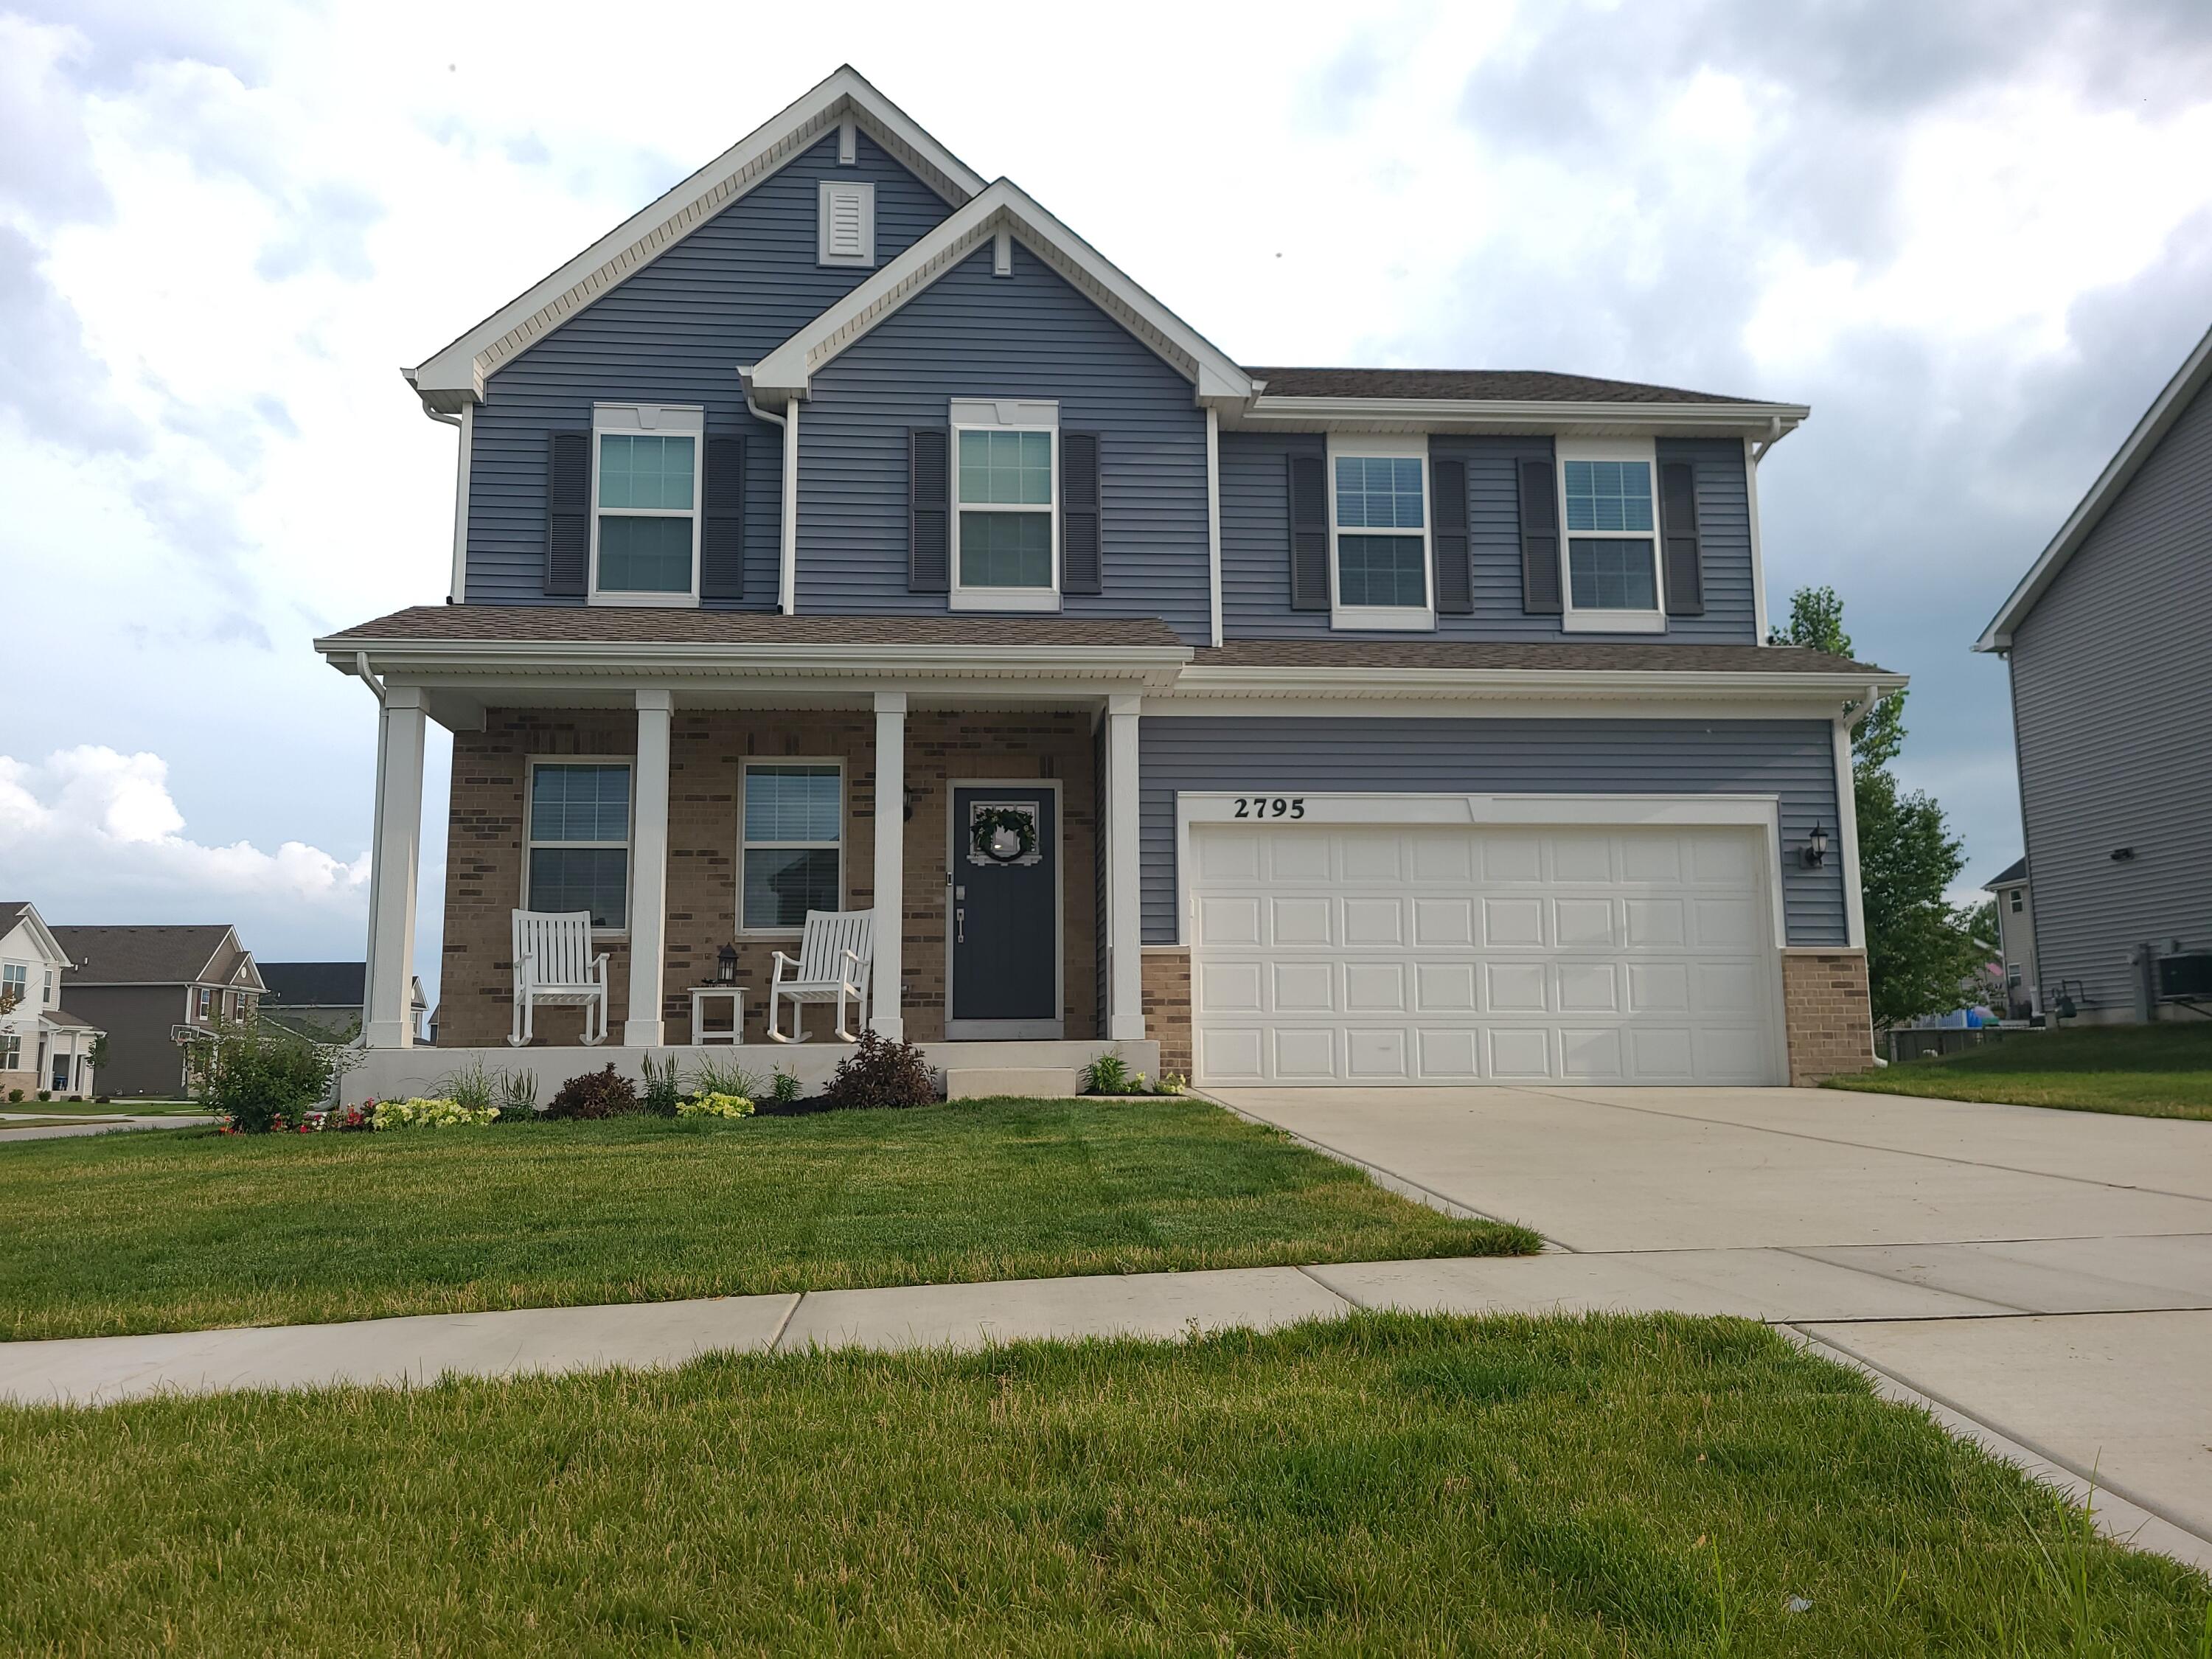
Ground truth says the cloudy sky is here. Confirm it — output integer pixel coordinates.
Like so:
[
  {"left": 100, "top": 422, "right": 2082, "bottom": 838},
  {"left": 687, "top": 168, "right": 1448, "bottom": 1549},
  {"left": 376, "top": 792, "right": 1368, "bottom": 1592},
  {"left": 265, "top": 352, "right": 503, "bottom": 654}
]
[{"left": 6, "top": 0, "right": 2211, "bottom": 1011}]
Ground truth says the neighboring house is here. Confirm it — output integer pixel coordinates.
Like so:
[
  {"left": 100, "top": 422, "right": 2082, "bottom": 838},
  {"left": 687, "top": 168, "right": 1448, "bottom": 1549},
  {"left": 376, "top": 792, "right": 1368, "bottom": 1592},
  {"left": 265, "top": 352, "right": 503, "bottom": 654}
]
[
  {"left": 1978, "top": 321, "right": 2212, "bottom": 1024},
  {"left": 53, "top": 925, "right": 267, "bottom": 1098},
  {"left": 320, "top": 66, "right": 1903, "bottom": 1089},
  {"left": 260, "top": 961, "right": 426, "bottom": 1041},
  {"left": 0, "top": 902, "right": 104, "bottom": 1099},
  {"left": 1983, "top": 858, "right": 2038, "bottom": 1020}
]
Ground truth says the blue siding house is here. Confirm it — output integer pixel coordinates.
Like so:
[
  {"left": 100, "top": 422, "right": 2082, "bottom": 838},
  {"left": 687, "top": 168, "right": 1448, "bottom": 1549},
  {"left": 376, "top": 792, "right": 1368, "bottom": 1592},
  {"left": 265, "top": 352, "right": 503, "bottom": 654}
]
[{"left": 322, "top": 66, "right": 1899, "bottom": 1096}]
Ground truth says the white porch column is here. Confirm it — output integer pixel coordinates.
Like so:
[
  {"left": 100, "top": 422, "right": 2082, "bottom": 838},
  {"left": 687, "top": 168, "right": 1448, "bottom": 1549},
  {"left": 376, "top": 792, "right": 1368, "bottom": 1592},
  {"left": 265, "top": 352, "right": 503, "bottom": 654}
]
[
  {"left": 1106, "top": 695, "right": 1145, "bottom": 1040},
  {"left": 871, "top": 692, "right": 906, "bottom": 1038},
  {"left": 364, "top": 685, "right": 426, "bottom": 1048},
  {"left": 625, "top": 689, "right": 674, "bottom": 1046}
]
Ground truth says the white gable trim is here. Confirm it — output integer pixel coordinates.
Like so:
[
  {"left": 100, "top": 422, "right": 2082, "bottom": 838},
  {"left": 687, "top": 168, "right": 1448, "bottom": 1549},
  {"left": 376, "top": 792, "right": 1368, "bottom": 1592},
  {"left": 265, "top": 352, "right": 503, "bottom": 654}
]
[
  {"left": 406, "top": 66, "right": 987, "bottom": 412},
  {"left": 1978, "top": 320, "right": 2212, "bottom": 653},
  {"left": 3, "top": 904, "right": 69, "bottom": 970},
  {"left": 746, "top": 180, "right": 1255, "bottom": 406}
]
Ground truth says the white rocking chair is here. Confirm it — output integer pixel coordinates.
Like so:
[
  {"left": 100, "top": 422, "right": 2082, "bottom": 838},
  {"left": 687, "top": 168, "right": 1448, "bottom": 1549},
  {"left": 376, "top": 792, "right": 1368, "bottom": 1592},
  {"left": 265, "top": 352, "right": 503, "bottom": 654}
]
[
  {"left": 766, "top": 909, "right": 874, "bottom": 1043},
  {"left": 510, "top": 909, "right": 611, "bottom": 1047}
]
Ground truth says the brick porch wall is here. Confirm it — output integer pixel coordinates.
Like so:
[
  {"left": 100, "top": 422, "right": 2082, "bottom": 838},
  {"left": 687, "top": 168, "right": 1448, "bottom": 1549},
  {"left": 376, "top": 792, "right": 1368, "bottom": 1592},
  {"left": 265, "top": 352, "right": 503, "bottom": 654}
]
[
  {"left": 1141, "top": 946, "right": 1192, "bottom": 1077},
  {"left": 1781, "top": 948, "right": 1876, "bottom": 1085},
  {"left": 439, "top": 708, "right": 1098, "bottom": 1049}
]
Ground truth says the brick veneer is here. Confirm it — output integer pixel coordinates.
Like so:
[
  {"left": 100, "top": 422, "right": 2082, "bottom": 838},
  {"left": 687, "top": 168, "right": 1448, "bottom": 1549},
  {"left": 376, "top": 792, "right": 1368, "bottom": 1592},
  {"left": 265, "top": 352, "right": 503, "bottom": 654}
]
[
  {"left": 1141, "top": 946, "right": 1192, "bottom": 1078},
  {"left": 439, "top": 707, "right": 1098, "bottom": 1049},
  {"left": 1781, "top": 948, "right": 1876, "bottom": 1085}
]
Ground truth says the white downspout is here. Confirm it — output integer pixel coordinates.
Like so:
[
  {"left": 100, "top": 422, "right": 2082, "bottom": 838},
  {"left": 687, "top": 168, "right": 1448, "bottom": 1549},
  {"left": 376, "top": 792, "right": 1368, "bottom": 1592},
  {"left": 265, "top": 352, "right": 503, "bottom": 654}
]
[
  {"left": 1833, "top": 681, "right": 1883, "bottom": 951},
  {"left": 1205, "top": 406, "right": 1223, "bottom": 647},
  {"left": 352, "top": 653, "right": 389, "bottom": 1043},
  {"left": 741, "top": 369, "right": 799, "bottom": 615}
]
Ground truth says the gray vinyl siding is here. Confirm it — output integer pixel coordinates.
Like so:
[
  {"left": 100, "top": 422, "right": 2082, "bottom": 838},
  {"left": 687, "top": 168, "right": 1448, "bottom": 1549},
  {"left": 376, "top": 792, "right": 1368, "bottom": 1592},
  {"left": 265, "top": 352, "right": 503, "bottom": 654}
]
[
  {"left": 1138, "top": 717, "right": 1844, "bottom": 946},
  {"left": 796, "top": 243, "right": 1211, "bottom": 639},
  {"left": 462, "top": 131, "right": 954, "bottom": 606},
  {"left": 2007, "top": 377, "right": 2212, "bottom": 1014},
  {"left": 1217, "top": 433, "right": 1759, "bottom": 643}
]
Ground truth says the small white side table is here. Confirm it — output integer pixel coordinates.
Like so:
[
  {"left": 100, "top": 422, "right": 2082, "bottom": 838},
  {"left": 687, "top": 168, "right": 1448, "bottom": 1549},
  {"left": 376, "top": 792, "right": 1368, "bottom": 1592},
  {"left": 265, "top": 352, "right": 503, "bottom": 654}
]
[{"left": 689, "top": 987, "right": 748, "bottom": 1046}]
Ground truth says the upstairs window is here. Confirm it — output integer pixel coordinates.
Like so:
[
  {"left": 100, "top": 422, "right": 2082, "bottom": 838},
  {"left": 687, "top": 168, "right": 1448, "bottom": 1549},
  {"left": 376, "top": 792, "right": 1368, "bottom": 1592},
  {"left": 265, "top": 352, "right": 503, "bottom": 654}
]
[
  {"left": 1, "top": 964, "right": 24, "bottom": 1009},
  {"left": 1559, "top": 442, "right": 1664, "bottom": 633},
  {"left": 1328, "top": 437, "right": 1432, "bottom": 630},
  {"left": 951, "top": 400, "right": 1059, "bottom": 611},
  {"left": 591, "top": 405, "right": 703, "bottom": 605},
  {"left": 741, "top": 762, "right": 844, "bottom": 931},
  {"left": 2008, "top": 889, "right": 2024, "bottom": 914},
  {"left": 527, "top": 761, "right": 632, "bottom": 931}
]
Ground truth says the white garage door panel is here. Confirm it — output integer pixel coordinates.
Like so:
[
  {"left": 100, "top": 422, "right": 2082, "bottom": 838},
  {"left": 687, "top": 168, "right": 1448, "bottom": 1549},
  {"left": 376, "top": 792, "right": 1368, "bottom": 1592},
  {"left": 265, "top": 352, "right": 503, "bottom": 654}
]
[{"left": 1191, "top": 821, "right": 1784, "bottom": 1087}]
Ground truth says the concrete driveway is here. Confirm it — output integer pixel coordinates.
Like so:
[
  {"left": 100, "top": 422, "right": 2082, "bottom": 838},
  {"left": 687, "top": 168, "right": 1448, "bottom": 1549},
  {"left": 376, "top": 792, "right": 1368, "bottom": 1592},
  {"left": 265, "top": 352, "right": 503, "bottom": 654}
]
[{"left": 1215, "top": 1084, "right": 2212, "bottom": 1560}]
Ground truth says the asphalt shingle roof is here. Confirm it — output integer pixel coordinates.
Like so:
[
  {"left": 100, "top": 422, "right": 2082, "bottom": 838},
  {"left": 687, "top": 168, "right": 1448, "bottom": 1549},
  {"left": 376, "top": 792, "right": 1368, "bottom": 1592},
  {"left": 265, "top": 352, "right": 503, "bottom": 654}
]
[
  {"left": 1245, "top": 368, "right": 1780, "bottom": 406},
  {"left": 260, "top": 962, "right": 367, "bottom": 1008},
  {"left": 1192, "top": 641, "right": 1888, "bottom": 675},
  {"left": 50, "top": 925, "right": 236, "bottom": 985},
  {"left": 324, "top": 607, "right": 1186, "bottom": 648}
]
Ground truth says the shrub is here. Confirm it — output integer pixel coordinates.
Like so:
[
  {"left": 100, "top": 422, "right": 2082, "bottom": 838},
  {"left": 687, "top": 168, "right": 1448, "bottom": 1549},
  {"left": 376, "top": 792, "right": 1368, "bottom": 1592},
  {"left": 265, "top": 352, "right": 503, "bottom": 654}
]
[
  {"left": 821, "top": 1031, "right": 936, "bottom": 1110},
  {"left": 493, "top": 1070, "right": 539, "bottom": 1123},
  {"left": 7, "top": 1088, "right": 21, "bottom": 1103},
  {"left": 768, "top": 1068, "right": 801, "bottom": 1106},
  {"left": 1079, "top": 1050, "right": 1135, "bottom": 1096},
  {"left": 36, "top": 1090, "right": 50, "bottom": 1102},
  {"left": 544, "top": 1064, "right": 639, "bottom": 1120},
  {"left": 372, "top": 1096, "right": 498, "bottom": 1130},
  {"left": 688, "top": 1054, "right": 765, "bottom": 1101},
  {"left": 186, "top": 1019, "right": 345, "bottom": 1133},
  {"left": 677, "top": 1093, "right": 754, "bottom": 1120},
  {"left": 437, "top": 1058, "right": 496, "bottom": 1113},
  {"left": 640, "top": 1055, "right": 683, "bottom": 1118}
]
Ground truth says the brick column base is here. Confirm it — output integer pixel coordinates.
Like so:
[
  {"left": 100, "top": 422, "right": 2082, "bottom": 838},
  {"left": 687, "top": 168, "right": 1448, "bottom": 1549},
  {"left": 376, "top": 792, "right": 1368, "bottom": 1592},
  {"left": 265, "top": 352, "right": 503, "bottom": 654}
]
[
  {"left": 1781, "top": 949, "right": 1875, "bottom": 1085},
  {"left": 1141, "top": 947, "right": 1192, "bottom": 1079}
]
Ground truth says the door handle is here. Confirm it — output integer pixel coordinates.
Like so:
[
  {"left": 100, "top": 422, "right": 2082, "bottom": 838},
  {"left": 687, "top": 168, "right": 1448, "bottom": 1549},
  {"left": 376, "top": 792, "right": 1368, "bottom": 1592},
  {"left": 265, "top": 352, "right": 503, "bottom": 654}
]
[{"left": 956, "top": 907, "right": 965, "bottom": 945}]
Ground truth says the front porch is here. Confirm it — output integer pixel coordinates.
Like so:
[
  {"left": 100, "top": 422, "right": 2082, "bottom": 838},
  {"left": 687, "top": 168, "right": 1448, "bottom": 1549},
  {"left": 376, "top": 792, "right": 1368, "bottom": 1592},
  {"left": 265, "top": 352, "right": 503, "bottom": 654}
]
[{"left": 346, "top": 630, "right": 1178, "bottom": 1099}]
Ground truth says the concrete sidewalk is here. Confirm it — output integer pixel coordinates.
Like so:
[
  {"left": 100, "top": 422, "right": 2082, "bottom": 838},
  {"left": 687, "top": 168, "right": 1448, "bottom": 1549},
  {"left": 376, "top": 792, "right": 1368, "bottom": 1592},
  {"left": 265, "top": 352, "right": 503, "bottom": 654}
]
[{"left": 0, "top": 1113, "right": 218, "bottom": 1142}]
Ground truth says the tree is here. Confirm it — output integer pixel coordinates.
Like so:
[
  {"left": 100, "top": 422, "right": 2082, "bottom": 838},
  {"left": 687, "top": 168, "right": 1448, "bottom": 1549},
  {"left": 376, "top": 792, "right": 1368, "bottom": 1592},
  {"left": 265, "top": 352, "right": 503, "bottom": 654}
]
[{"left": 1773, "top": 585, "right": 1984, "bottom": 1027}]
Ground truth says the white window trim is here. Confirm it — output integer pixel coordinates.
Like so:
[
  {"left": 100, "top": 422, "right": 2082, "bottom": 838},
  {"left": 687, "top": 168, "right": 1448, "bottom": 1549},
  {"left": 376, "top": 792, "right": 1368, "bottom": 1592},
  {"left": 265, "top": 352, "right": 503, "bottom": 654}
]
[
  {"left": 588, "top": 403, "right": 705, "bottom": 609},
  {"left": 1559, "top": 436, "right": 1666, "bottom": 635},
  {"left": 817, "top": 179, "right": 875, "bottom": 268},
  {"left": 737, "top": 757, "right": 846, "bottom": 938},
  {"left": 1327, "top": 431, "right": 1434, "bottom": 632},
  {"left": 524, "top": 755, "right": 636, "bottom": 938},
  {"left": 949, "top": 398, "right": 1062, "bottom": 613}
]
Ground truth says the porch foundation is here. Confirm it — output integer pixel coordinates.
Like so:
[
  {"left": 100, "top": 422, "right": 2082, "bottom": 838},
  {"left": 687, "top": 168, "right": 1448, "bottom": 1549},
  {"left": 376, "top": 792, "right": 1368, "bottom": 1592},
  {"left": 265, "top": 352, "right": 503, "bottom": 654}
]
[
  {"left": 1781, "top": 948, "right": 1877, "bottom": 1085},
  {"left": 1141, "top": 946, "right": 1193, "bottom": 1079}
]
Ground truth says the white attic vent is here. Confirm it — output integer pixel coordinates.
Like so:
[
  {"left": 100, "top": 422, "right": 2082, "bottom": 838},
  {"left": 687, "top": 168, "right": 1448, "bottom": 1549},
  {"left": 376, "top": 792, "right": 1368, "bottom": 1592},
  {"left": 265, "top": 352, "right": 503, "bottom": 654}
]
[{"left": 818, "top": 179, "right": 874, "bottom": 268}]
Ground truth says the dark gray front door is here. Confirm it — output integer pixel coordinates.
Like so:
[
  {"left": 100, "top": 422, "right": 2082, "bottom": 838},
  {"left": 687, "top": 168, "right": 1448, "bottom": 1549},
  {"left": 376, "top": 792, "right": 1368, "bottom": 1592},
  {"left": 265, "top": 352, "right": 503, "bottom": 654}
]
[{"left": 948, "top": 782, "right": 1062, "bottom": 1039}]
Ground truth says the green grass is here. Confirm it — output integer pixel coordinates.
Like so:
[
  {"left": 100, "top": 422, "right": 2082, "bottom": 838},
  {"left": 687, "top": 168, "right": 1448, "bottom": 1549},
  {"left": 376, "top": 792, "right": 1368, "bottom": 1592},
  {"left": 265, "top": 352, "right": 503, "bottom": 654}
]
[
  {"left": 1828, "top": 1024, "right": 2212, "bottom": 1120},
  {"left": 4, "top": 1314, "right": 2204, "bottom": 1655},
  {"left": 0, "top": 1096, "right": 1537, "bottom": 1341}
]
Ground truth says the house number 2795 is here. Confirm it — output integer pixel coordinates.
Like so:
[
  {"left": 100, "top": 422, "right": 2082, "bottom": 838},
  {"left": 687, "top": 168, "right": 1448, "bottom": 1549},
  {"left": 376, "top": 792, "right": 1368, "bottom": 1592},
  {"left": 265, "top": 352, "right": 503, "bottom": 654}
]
[{"left": 1232, "top": 796, "right": 1306, "bottom": 819}]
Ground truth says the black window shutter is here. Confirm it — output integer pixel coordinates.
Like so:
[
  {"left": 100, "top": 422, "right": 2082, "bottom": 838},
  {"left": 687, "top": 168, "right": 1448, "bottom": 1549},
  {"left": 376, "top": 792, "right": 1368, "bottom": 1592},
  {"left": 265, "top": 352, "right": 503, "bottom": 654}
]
[
  {"left": 1658, "top": 459, "right": 1704, "bottom": 616},
  {"left": 1287, "top": 451, "right": 1329, "bottom": 611},
  {"left": 1060, "top": 431, "right": 1102, "bottom": 594},
  {"left": 1430, "top": 455, "right": 1471, "bottom": 614},
  {"left": 908, "top": 428, "right": 950, "bottom": 593},
  {"left": 546, "top": 431, "right": 589, "bottom": 597},
  {"left": 1515, "top": 456, "right": 1562, "bottom": 615},
  {"left": 700, "top": 434, "right": 746, "bottom": 602}
]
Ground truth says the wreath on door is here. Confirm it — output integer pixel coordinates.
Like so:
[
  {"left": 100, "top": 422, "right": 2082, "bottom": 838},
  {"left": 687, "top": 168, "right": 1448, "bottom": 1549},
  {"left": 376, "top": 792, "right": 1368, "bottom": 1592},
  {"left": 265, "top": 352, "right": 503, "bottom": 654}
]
[{"left": 968, "top": 802, "right": 1041, "bottom": 866}]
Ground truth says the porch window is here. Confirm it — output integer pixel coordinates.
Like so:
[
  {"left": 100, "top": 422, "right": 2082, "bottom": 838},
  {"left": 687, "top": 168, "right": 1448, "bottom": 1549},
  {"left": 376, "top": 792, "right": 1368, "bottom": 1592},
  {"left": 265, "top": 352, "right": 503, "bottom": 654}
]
[
  {"left": 742, "top": 762, "right": 843, "bottom": 931},
  {"left": 527, "top": 761, "right": 632, "bottom": 931}
]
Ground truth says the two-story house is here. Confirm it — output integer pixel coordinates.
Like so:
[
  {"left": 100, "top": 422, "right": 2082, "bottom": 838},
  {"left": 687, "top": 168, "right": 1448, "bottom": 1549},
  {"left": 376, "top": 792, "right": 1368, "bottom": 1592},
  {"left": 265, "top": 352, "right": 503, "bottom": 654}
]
[
  {"left": 53, "top": 925, "right": 265, "bottom": 1099},
  {"left": 0, "top": 902, "right": 103, "bottom": 1099},
  {"left": 322, "top": 67, "right": 1900, "bottom": 1097},
  {"left": 1977, "top": 321, "right": 2212, "bottom": 1023}
]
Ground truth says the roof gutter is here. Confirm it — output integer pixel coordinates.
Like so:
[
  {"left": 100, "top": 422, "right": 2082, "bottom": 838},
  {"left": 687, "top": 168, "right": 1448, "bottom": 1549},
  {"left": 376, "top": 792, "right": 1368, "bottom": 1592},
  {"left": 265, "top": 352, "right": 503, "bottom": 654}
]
[
  {"left": 1225, "top": 396, "right": 1810, "bottom": 437},
  {"left": 1152, "top": 664, "right": 1907, "bottom": 701}
]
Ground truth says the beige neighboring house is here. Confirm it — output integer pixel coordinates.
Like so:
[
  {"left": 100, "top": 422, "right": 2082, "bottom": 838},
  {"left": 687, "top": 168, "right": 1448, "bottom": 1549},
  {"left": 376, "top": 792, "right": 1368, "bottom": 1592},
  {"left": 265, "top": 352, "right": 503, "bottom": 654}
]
[
  {"left": 52, "top": 925, "right": 267, "bottom": 1099},
  {"left": 0, "top": 902, "right": 104, "bottom": 1099}
]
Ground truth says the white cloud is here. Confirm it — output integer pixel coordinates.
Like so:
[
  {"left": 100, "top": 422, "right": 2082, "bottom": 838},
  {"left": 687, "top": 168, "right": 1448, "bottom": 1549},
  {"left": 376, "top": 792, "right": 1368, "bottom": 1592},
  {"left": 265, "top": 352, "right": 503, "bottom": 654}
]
[{"left": 0, "top": 746, "right": 369, "bottom": 928}]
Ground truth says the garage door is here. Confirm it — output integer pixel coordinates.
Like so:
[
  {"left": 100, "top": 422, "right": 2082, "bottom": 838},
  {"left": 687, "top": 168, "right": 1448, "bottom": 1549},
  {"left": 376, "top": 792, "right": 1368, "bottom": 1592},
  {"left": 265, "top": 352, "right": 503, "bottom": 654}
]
[{"left": 1190, "top": 820, "right": 1784, "bottom": 1086}]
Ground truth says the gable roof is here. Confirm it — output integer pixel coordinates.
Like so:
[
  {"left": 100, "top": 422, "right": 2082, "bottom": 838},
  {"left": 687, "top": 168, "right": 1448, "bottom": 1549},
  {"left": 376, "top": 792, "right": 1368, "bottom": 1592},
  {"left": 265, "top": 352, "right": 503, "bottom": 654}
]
[
  {"left": 1983, "top": 857, "right": 2028, "bottom": 888},
  {"left": 0, "top": 902, "right": 66, "bottom": 967},
  {"left": 261, "top": 961, "right": 368, "bottom": 1008},
  {"left": 1247, "top": 369, "right": 1766, "bottom": 406},
  {"left": 50, "top": 925, "right": 246, "bottom": 987},
  {"left": 406, "top": 66, "right": 987, "bottom": 412},
  {"left": 747, "top": 178, "right": 1254, "bottom": 406},
  {"left": 1977, "top": 321, "right": 2212, "bottom": 652}
]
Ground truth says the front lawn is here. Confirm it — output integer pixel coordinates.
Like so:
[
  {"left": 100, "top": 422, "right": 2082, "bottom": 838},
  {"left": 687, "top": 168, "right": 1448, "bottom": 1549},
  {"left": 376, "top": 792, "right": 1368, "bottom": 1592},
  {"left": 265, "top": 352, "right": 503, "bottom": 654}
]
[
  {"left": 4, "top": 1313, "right": 2203, "bottom": 1655},
  {"left": 1827, "top": 1024, "right": 2212, "bottom": 1120},
  {"left": 0, "top": 1096, "right": 1537, "bottom": 1341}
]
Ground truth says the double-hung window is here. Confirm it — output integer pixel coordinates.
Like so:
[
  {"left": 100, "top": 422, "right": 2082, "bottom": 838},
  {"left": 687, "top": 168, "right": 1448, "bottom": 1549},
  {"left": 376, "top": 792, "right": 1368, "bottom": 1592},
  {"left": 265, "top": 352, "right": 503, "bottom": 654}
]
[
  {"left": 1329, "top": 435, "right": 1433, "bottom": 630},
  {"left": 527, "top": 761, "right": 633, "bottom": 931},
  {"left": 1, "top": 964, "right": 24, "bottom": 1010},
  {"left": 950, "top": 399, "right": 1058, "bottom": 611},
  {"left": 740, "top": 762, "right": 843, "bottom": 931},
  {"left": 591, "top": 404, "right": 703, "bottom": 605},
  {"left": 1559, "top": 439, "right": 1665, "bottom": 633},
  {"left": 0, "top": 1033, "right": 16, "bottom": 1070}
]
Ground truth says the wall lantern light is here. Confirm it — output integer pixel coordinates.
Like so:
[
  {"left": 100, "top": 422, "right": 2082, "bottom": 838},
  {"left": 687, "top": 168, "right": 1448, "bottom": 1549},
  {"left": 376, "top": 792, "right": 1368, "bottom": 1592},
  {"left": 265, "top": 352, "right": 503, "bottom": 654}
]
[
  {"left": 716, "top": 944, "right": 739, "bottom": 985},
  {"left": 1804, "top": 824, "right": 1829, "bottom": 869}
]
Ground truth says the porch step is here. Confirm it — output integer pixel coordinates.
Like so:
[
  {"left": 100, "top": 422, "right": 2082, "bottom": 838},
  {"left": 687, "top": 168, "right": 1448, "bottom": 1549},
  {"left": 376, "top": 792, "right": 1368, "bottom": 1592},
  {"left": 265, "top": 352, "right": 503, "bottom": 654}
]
[{"left": 945, "top": 1067, "right": 1085, "bottom": 1101}]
